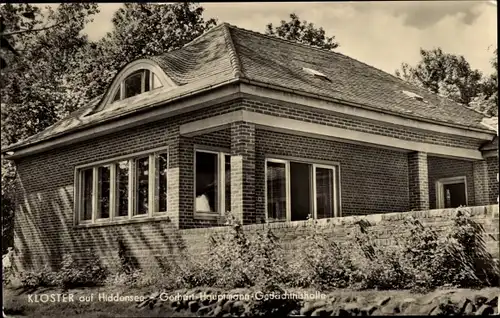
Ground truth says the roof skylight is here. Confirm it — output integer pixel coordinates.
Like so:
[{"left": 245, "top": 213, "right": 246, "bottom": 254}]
[
  {"left": 402, "top": 90, "right": 425, "bottom": 102},
  {"left": 302, "top": 67, "right": 329, "bottom": 80}
]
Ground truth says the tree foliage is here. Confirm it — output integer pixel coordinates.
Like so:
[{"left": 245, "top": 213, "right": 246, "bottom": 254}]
[
  {"left": 265, "top": 13, "right": 339, "bottom": 50},
  {"left": 1, "top": 3, "right": 100, "bottom": 254},
  {"left": 396, "top": 47, "right": 498, "bottom": 116},
  {"left": 470, "top": 49, "right": 498, "bottom": 117},
  {"left": 0, "top": 3, "right": 216, "bottom": 254}
]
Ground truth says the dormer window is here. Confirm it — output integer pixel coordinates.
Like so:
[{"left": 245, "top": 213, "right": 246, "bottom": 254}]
[
  {"left": 90, "top": 59, "right": 176, "bottom": 115},
  {"left": 112, "top": 69, "right": 165, "bottom": 103}
]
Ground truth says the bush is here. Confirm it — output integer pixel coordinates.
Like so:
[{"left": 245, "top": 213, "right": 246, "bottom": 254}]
[
  {"left": 198, "top": 211, "right": 288, "bottom": 289},
  {"left": 19, "top": 251, "right": 108, "bottom": 290},
  {"left": 55, "top": 252, "right": 108, "bottom": 289},
  {"left": 351, "top": 208, "right": 499, "bottom": 291},
  {"left": 351, "top": 233, "right": 416, "bottom": 290},
  {"left": 19, "top": 265, "right": 57, "bottom": 289},
  {"left": 289, "top": 218, "right": 361, "bottom": 290},
  {"left": 249, "top": 283, "right": 300, "bottom": 317}
]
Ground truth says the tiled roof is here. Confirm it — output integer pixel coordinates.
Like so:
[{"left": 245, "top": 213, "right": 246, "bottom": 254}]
[{"left": 3, "top": 23, "right": 495, "bottom": 152}]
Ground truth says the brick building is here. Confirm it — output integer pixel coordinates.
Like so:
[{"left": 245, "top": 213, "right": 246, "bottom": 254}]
[{"left": 3, "top": 23, "right": 498, "bottom": 271}]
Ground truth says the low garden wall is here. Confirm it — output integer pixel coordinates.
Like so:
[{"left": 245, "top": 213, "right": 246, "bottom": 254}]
[
  {"left": 11, "top": 205, "right": 499, "bottom": 273},
  {"left": 180, "top": 204, "right": 500, "bottom": 262}
]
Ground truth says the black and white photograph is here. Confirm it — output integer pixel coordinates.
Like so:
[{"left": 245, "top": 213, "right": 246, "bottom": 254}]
[{"left": 1, "top": 1, "right": 499, "bottom": 317}]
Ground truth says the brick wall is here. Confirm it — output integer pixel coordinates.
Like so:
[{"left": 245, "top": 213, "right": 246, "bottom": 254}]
[
  {"left": 408, "top": 152, "right": 429, "bottom": 210},
  {"left": 11, "top": 96, "right": 494, "bottom": 273},
  {"left": 230, "top": 122, "right": 256, "bottom": 225},
  {"left": 240, "top": 99, "right": 483, "bottom": 150},
  {"left": 487, "top": 157, "right": 499, "bottom": 204}
]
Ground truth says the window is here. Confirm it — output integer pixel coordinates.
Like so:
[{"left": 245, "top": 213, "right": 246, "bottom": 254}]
[
  {"left": 75, "top": 148, "right": 169, "bottom": 225},
  {"left": 111, "top": 69, "right": 164, "bottom": 103},
  {"left": 194, "top": 149, "right": 230, "bottom": 216},
  {"left": 265, "top": 158, "right": 340, "bottom": 222},
  {"left": 436, "top": 176, "right": 468, "bottom": 209}
]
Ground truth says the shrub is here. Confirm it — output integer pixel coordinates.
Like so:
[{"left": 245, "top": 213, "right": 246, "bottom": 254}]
[
  {"left": 249, "top": 283, "right": 300, "bottom": 317},
  {"left": 351, "top": 235, "right": 415, "bottom": 290},
  {"left": 202, "top": 211, "right": 287, "bottom": 289},
  {"left": 206, "top": 222, "right": 255, "bottom": 288},
  {"left": 349, "top": 208, "right": 500, "bottom": 291},
  {"left": 19, "top": 265, "right": 57, "bottom": 289},
  {"left": 55, "top": 251, "right": 108, "bottom": 289},
  {"left": 440, "top": 208, "right": 499, "bottom": 287},
  {"left": 289, "top": 218, "right": 362, "bottom": 290}
]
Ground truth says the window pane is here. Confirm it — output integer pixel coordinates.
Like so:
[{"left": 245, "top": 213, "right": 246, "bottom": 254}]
[
  {"left": 316, "top": 167, "right": 334, "bottom": 219},
  {"left": 97, "top": 166, "right": 110, "bottom": 219},
  {"left": 157, "top": 153, "right": 168, "bottom": 212},
  {"left": 152, "top": 73, "right": 163, "bottom": 89},
  {"left": 135, "top": 157, "right": 149, "bottom": 215},
  {"left": 195, "top": 151, "right": 218, "bottom": 212},
  {"left": 144, "top": 70, "right": 151, "bottom": 92},
  {"left": 81, "top": 169, "right": 93, "bottom": 221},
  {"left": 116, "top": 161, "right": 129, "bottom": 217},
  {"left": 267, "top": 161, "right": 287, "bottom": 221},
  {"left": 124, "top": 71, "right": 143, "bottom": 98},
  {"left": 112, "top": 89, "right": 121, "bottom": 102},
  {"left": 225, "top": 155, "right": 231, "bottom": 214}
]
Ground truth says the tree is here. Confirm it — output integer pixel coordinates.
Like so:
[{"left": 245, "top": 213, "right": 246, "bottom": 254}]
[
  {"left": 395, "top": 48, "right": 483, "bottom": 106},
  {"left": 1, "top": 3, "right": 99, "bottom": 254},
  {"left": 0, "top": 3, "right": 218, "bottom": 254},
  {"left": 470, "top": 48, "right": 498, "bottom": 117},
  {"left": 265, "top": 13, "right": 339, "bottom": 50},
  {"left": 0, "top": 4, "right": 41, "bottom": 69}
]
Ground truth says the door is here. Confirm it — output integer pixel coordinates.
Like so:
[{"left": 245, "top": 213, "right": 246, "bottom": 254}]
[
  {"left": 443, "top": 182, "right": 467, "bottom": 208},
  {"left": 436, "top": 176, "right": 467, "bottom": 209}
]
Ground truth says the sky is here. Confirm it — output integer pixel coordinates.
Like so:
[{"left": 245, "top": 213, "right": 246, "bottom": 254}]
[{"left": 82, "top": 1, "right": 497, "bottom": 76}]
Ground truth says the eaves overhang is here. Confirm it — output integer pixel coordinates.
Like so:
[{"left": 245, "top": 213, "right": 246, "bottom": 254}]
[{"left": 2, "top": 79, "right": 496, "bottom": 160}]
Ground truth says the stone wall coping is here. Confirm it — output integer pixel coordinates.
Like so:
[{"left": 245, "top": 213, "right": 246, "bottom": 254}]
[{"left": 179, "top": 205, "right": 499, "bottom": 236}]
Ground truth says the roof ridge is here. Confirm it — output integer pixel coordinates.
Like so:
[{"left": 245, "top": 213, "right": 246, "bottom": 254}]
[
  {"left": 222, "top": 23, "right": 455, "bottom": 97},
  {"left": 179, "top": 22, "right": 228, "bottom": 49},
  {"left": 222, "top": 22, "right": 343, "bottom": 57},
  {"left": 220, "top": 23, "right": 242, "bottom": 78}
]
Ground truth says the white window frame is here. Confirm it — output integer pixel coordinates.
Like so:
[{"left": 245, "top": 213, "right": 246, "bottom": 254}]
[
  {"left": 153, "top": 151, "right": 169, "bottom": 215},
  {"left": 435, "top": 176, "right": 468, "bottom": 209},
  {"left": 264, "top": 157, "right": 341, "bottom": 223},
  {"left": 264, "top": 158, "right": 291, "bottom": 222},
  {"left": 312, "top": 164, "right": 340, "bottom": 219},
  {"left": 193, "top": 146, "right": 230, "bottom": 219},
  {"left": 74, "top": 146, "right": 169, "bottom": 226},
  {"left": 113, "top": 69, "right": 166, "bottom": 104},
  {"left": 95, "top": 164, "right": 112, "bottom": 222}
]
